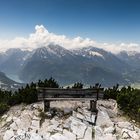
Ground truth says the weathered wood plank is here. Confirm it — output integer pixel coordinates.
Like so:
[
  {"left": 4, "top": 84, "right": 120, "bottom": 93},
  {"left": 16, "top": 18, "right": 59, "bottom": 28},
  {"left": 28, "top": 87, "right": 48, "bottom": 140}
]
[
  {"left": 39, "top": 98, "right": 96, "bottom": 101},
  {"left": 37, "top": 87, "right": 104, "bottom": 112}
]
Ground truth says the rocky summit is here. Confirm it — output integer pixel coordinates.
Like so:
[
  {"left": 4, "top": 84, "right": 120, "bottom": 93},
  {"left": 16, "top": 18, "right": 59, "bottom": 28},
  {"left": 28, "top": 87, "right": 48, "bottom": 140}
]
[{"left": 0, "top": 100, "right": 140, "bottom": 140}]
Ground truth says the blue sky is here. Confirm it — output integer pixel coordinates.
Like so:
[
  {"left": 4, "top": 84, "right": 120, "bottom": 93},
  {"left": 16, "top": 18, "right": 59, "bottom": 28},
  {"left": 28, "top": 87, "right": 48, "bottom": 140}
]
[{"left": 0, "top": 0, "right": 140, "bottom": 43}]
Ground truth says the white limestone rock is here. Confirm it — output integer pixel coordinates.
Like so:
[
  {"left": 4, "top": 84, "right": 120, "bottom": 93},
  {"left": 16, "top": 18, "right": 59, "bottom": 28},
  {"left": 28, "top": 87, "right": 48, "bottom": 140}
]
[
  {"left": 98, "top": 99, "right": 117, "bottom": 110},
  {"left": 32, "top": 115, "right": 41, "bottom": 121},
  {"left": 106, "top": 109, "right": 117, "bottom": 118},
  {"left": 96, "top": 109, "right": 114, "bottom": 128},
  {"left": 50, "top": 133, "right": 68, "bottom": 140},
  {"left": 76, "top": 112, "right": 85, "bottom": 120},
  {"left": 121, "top": 131, "right": 131, "bottom": 139},
  {"left": 41, "top": 132, "right": 50, "bottom": 140},
  {"left": 47, "top": 124, "right": 63, "bottom": 133},
  {"left": 63, "top": 118, "right": 71, "bottom": 129},
  {"left": 12, "top": 116, "right": 18, "bottom": 121},
  {"left": 40, "top": 119, "right": 50, "bottom": 132},
  {"left": 63, "top": 129, "right": 76, "bottom": 140},
  {"left": 15, "top": 129, "right": 28, "bottom": 140},
  {"left": 31, "top": 120, "right": 40, "bottom": 129},
  {"left": 13, "top": 113, "right": 31, "bottom": 131},
  {"left": 95, "top": 126, "right": 103, "bottom": 137},
  {"left": 95, "top": 126, "right": 117, "bottom": 140},
  {"left": 91, "top": 115, "right": 96, "bottom": 123},
  {"left": 82, "top": 126, "right": 93, "bottom": 140},
  {"left": 103, "top": 134, "right": 117, "bottom": 140},
  {"left": 77, "top": 108, "right": 83, "bottom": 114},
  {"left": 85, "top": 115, "right": 92, "bottom": 123},
  {"left": 32, "top": 104, "right": 40, "bottom": 110},
  {"left": 10, "top": 122, "right": 18, "bottom": 130},
  {"left": 104, "top": 126, "right": 115, "bottom": 134},
  {"left": 121, "top": 129, "right": 139, "bottom": 140},
  {"left": 30, "top": 132, "right": 42, "bottom": 140},
  {"left": 117, "top": 122, "right": 134, "bottom": 131},
  {"left": 2, "top": 114, "right": 8, "bottom": 119},
  {"left": 70, "top": 117, "right": 87, "bottom": 139},
  {"left": 50, "top": 118, "right": 60, "bottom": 126},
  {"left": 6, "top": 116, "right": 13, "bottom": 123},
  {"left": 3, "top": 129, "right": 14, "bottom": 140},
  {"left": 63, "top": 108, "right": 72, "bottom": 115}
]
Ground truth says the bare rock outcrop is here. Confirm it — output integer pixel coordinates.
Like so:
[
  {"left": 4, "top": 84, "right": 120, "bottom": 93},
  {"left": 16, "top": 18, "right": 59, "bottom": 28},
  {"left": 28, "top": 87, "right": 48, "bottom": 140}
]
[{"left": 0, "top": 100, "right": 139, "bottom": 140}]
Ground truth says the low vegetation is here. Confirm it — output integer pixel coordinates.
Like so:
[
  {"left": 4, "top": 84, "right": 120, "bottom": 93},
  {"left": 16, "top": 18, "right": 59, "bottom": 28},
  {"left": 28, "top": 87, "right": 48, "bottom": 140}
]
[
  {"left": 0, "top": 77, "right": 59, "bottom": 115},
  {"left": 104, "top": 84, "right": 140, "bottom": 122}
]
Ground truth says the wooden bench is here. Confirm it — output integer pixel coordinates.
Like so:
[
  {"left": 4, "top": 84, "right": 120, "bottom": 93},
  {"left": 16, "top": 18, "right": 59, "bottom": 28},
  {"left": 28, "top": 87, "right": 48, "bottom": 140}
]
[{"left": 37, "top": 87, "right": 104, "bottom": 112}]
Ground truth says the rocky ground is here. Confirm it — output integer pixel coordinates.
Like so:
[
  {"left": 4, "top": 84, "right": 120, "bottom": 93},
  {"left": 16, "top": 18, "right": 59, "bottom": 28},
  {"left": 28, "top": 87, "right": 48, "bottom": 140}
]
[{"left": 0, "top": 99, "right": 140, "bottom": 140}]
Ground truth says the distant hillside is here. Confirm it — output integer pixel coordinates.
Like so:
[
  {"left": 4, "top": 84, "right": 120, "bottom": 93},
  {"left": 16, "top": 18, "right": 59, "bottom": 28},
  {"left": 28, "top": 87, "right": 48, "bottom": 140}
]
[
  {"left": 19, "top": 45, "right": 128, "bottom": 86},
  {"left": 0, "top": 71, "right": 21, "bottom": 90}
]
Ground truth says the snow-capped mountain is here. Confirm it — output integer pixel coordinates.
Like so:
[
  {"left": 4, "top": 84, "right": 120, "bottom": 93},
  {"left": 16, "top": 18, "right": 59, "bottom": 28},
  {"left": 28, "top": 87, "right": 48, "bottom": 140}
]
[
  {"left": 117, "top": 50, "right": 140, "bottom": 69},
  {"left": 0, "top": 45, "right": 139, "bottom": 86},
  {"left": 18, "top": 45, "right": 128, "bottom": 86},
  {"left": 33, "top": 44, "right": 74, "bottom": 60},
  {"left": 72, "top": 46, "right": 130, "bottom": 74}
]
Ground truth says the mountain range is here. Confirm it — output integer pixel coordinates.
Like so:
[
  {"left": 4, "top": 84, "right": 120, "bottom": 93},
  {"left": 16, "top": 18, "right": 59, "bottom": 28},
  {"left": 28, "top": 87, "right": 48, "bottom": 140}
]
[{"left": 0, "top": 44, "right": 140, "bottom": 87}]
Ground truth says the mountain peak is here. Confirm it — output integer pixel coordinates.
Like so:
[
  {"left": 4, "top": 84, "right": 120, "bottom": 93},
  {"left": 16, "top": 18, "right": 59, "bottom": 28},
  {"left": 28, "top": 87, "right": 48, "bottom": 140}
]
[{"left": 34, "top": 45, "right": 73, "bottom": 59}]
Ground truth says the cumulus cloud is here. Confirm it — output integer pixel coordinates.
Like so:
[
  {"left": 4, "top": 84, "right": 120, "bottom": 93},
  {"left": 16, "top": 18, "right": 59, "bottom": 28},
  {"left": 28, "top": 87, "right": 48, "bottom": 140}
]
[{"left": 0, "top": 25, "right": 139, "bottom": 54}]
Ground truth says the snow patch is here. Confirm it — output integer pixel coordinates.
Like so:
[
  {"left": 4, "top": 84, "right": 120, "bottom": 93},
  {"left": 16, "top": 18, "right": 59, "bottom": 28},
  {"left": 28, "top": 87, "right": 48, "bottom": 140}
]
[{"left": 89, "top": 51, "right": 104, "bottom": 59}]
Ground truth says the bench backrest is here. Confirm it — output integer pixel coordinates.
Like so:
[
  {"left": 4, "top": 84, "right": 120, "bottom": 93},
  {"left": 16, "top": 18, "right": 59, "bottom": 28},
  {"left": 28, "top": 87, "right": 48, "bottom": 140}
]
[{"left": 37, "top": 88, "right": 104, "bottom": 101}]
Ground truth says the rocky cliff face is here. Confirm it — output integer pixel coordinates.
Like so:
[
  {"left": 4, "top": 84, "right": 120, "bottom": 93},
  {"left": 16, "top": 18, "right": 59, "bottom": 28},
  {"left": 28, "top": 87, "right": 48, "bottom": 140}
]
[{"left": 0, "top": 100, "right": 140, "bottom": 140}]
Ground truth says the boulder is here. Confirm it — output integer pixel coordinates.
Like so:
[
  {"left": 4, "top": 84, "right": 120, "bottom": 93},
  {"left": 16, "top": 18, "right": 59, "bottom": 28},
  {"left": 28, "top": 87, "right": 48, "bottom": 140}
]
[
  {"left": 32, "top": 104, "right": 40, "bottom": 110},
  {"left": 63, "top": 118, "right": 71, "bottom": 129},
  {"left": 91, "top": 115, "right": 96, "bottom": 123},
  {"left": 30, "top": 132, "right": 42, "bottom": 140},
  {"left": 63, "top": 108, "right": 72, "bottom": 115},
  {"left": 103, "top": 134, "right": 117, "bottom": 140},
  {"left": 104, "top": 126, "right": 115, "bottom": 134},
  {"left": 3, "top": 129, "right": 14, "bottom": 140},
  {"left": 82, "top": 126, "right": 93, "bottom": 140},
  {"left": 31, "top": 120, "right": 40, "bottom": 129},
  {"left": 10, "top": 122, "right": 18, "bottom": 130},
  {"left": 32, "top": 115, "right": 41, "bottom": 121},
  {"left": 63, "top": 129, "right": 76, "bottom": 140},
  {"left": 15, "top": 129, "right": 27, "bottom": 140},
  {"left": 50, "top": 118, "right": 60, "bottom": 126},
  {"left": 2, "top": 114, "right": 8, "bottom": 119},
  {"left": 70, "top": 117, "right": 87, "bottom": 139},
  {"left": 14, "top": 114, "right": 31, "bottom": 130},
  {"left": 41, "top": 132, "right": 50, "bottom": 140},
  {"left": 95, "top": 126, "right": 117, "bottom": 140},
  {"left": 76, "top": 112, "right": 85, "bottom": 120},
  {"left": 97, "top": 100, "right": 116, "bottom": 110},
  {"left": 6, "top": 116, "right": 13, "bottom": 123},
  {"left": 117, "top": 122, "right": 134, "bottom": 131},
  {"left": 121, "top": 131, "right": 131, "bottom": 139},
  {"left": 95, "top": 126, "right": 103, "bottom": 137},
  {"left": 50, "top": 133, "right": 68, "bottom": 140},
  {"left": 96, "top": 109, "right": 114, "bottom": 128},
  {"left": 106, "top": 109, "right": 117, "bottom": 118},
  {"left": 121, "top": 129, "right": 139, "bottom": 140}
]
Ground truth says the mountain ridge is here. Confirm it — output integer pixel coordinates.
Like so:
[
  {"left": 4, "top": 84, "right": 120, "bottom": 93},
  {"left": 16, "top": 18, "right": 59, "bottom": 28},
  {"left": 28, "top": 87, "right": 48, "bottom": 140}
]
[{"left": 0, "top": 45, "right": 139, "bottom": 86}]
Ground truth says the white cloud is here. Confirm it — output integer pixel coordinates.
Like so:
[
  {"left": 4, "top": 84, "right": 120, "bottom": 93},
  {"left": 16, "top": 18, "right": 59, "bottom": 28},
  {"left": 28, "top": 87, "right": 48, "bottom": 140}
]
[{"left": 0, "top": 24, "right": 140, "bottom": 54}]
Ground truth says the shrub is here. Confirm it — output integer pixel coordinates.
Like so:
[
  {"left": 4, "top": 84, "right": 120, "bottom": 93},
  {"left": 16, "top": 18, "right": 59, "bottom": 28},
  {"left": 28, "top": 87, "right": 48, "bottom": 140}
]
[
  {"left": 104, "top": 85, "right": 140, "bottom": 122},
  {"left": 72, "top": 82, "right": 83, "bottom": 89},
  {"left": 0, "top": 103, "right": 9, "bottom": 115}
]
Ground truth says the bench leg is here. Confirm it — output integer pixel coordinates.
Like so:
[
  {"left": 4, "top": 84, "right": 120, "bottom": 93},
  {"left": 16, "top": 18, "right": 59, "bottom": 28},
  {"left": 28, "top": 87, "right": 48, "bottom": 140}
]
[
  {"left": 44, "top": 100, "right": 50, "bottom": 112},
  {"left": 90, "top": 100, "right": 97, "bottom": 112}
]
